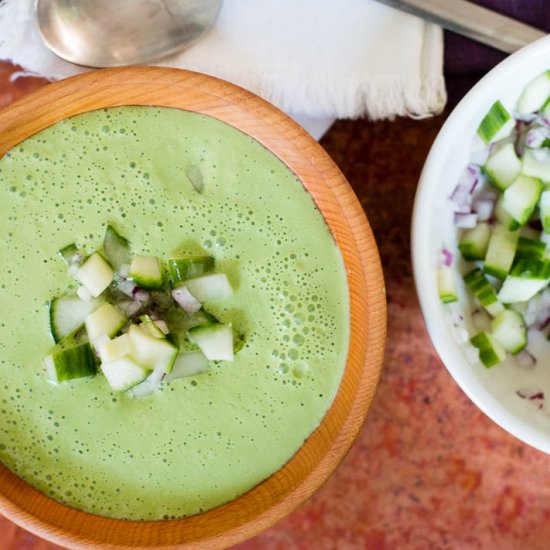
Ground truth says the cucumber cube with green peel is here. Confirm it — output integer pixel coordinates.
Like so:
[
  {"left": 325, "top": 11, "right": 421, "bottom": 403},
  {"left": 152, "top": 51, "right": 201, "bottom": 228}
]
[
  {"left": 127, "top": 324, "right": 178, "bottom": 373},
  {"left": 168, "top": 256, "right": 214, "bottom": 285},
  {"left": 541, "top": 190, "right": 550, "bottom": 234},
  {"left": 483, "top": 224, "right": 520, "bottom": 280},
  {"left": 477, "top": 101, "right": 514, "bottom": 143},
  {"left": 514, "top": 237, "right": 547, "bottom": 262},
  {"left": 184, "top": 273, "right": 233, "bottom": 302},
  {"left": 45, "top": 340, "right": 97, "bottom": 383},
  {"left": 490, "top": 309, "right": 527, "bottom": 355},
  {"left": 98, "top": 333, "right": 132, "bottom": 363},
  {"left": 521, "top": 149, "right": 550, "bottom": 184},
  {"left": 470, "top": 331, "right": 507, "bottom": 367},
  {"left": 85, "top": 303, "right": 126, "bottom": 342},
  {"left": 103, "top": 225, "right": 131, "bottom": 271},
  {"left": 58, "top": 243, "right": 82, "bottom": 265},
  {"left": 502, "top": 175, "right": 543, "bottom": 226},
  {"left": 49, "top": 294, "right": 101, "bottom": 343},
  {"left": 100, "top": 357, "right": 150, "bottom": 392},
  {"left": 129, "top": 255, "right": 164, "bottom": 290},
  {"left": 187, "top": 323, "right": 234, "bottom": 361},
  {"left": 484, "top": 142, "right": 521, "bottom": 191},
  {"left": 494, "top": 196, "right": 520, "bottom": 231},
  {"left": 498, "top": 259, "right": 550, "bottom": 303},
  {"left": 437, "top": 267, "right": 458, "bottom": 304},
  {"left": 139, "top": 314, "right": 165, "bottom": 339},
  {"left": 164, "top": 351, "right": 209, "bottom": 382},
  {"left": 518, "top": 70, "right": 550, "bottom": 114},
  {"left": 463, "top": 268, "right": 504, "bottom": 316},
  {"left": 76, "top": 252, "right": 114, "bottom": 297},
  {"left": 458, "top": 222, "right": 491, "bottom": 261}
]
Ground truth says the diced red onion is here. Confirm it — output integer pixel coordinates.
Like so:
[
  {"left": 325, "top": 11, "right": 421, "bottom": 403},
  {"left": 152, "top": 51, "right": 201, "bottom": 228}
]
[
  {"left": 118, "top": 299, "right": 143, "bottom": 317},
  {"left": 454, "top": 212, "right": 478, "bottom": 228},
  {"left": 117, "top": 279, "right": 137, "bottom": 298},
  {"left": 516, "top": 385, "right": 543, "bottom": 398},
  {"left": 171, "top": 286, "right": 202, "bottom": 314},
  {"left": 526, "top": 126, "right": 550, "bottom": 148},
  {"left": 440, "top": 248, "right": 453, "bottom": 267},
  {"left": 473, "top": 199, "right": 494, "bottom": 222},
  {"left": 133, "top": 289, "right": 150, "bottom": 303},
  {"left": 515, "top": 350, "right": 537, "bottom": 370},
  {"left": 118, "top": 263, "right": 130, "bottom": 279}
]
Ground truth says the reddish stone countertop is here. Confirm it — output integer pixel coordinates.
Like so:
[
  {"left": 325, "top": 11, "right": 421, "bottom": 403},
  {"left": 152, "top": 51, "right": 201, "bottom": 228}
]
[{"left": 1, "top": 60, "right": 549, "bottom": 550}]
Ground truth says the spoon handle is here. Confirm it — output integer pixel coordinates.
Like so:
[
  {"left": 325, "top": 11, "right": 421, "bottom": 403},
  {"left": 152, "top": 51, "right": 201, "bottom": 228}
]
[{"left": 373, "top": 0, "right": 546, "bottom": 53}]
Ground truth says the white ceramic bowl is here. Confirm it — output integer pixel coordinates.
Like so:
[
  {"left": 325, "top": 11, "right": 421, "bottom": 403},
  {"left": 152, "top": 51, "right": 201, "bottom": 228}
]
[{"left": 412, "top": 35, "right": 550, "bottom": 454}]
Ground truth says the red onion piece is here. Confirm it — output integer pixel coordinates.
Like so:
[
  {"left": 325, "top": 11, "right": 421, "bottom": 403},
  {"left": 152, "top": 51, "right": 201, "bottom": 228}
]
[
  {"left": 515, "top": 350, "right": 537, "bottom": 370},
  {"left": 171, "top": 286, "right": 201, "bottom": 314},
  {"left": 117, "top": 280, "right": 137, "bottom": 298},
  {"left": 440, "top": 248, "right": 453, "bottom": 267},
  {"left": 526, "top": 126, "right": 550, "bottom": 148},
  {"left": 133, "top": 289, "right": 150, "bottom": 303},
  {"left": 454, "top": 212, "right": 478, "bottom": 228},
  {"left": 516, "top": 385, "right": 542, "bottom": 398},
  {"left": 473, "top": 199, "right": 494, "bottom": 222}
]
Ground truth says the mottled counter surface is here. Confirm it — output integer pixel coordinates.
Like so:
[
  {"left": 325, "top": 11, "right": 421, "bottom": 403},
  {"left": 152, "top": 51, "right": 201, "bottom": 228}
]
[{"left": 1, "top": 60, "right": 549, "bottom": 550}]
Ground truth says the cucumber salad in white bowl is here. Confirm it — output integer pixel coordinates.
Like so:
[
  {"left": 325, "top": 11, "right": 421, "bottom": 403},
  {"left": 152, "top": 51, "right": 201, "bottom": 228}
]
[{"left": 413, "top": 36, "right": 550, "bottom": 453}]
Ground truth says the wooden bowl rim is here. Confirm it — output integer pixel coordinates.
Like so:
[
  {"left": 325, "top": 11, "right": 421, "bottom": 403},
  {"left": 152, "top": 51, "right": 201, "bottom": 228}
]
[{"left": 0, "top": 67, "right": 386, "bottom": 549}]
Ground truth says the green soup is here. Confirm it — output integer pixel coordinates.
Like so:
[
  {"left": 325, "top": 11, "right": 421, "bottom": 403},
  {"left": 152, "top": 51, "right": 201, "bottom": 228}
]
[{"left": 0, "top": 107, "right": 349, "bottom": 520}]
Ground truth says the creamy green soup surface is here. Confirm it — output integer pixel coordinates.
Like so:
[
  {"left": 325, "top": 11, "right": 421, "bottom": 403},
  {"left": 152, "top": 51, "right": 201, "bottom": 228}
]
[{"left": 0, "top": 106, "right": 349, "bottom": 520}]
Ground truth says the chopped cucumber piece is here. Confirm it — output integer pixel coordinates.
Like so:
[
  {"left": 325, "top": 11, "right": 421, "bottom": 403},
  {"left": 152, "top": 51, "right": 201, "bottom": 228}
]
[
  {"left": 502, "top": 175, "right": 543, "bottom": 226},
  {"left": 76, "top": 252, "right": 114, "bottom": 297},
  {"left": 458, "top": 222, "right": 491, "bottom": 260},
  {"left": 129, "top": 255, "right": 164, "bottom": 290},
  {"left": 45, "top": 340, "right": 97, "bottom": 383},
  {"left": 484, "top": 142, "right": 521, "bottom": 191},
  {"left": 128, "top": 324, "right": 178, "bottom": 373},
  {"left": 483, "top": 225, "right": 520, "bottom": 279},
  {"left": 103, "top": 225, "right": 131, "bottom": 271},
  {"left": 165, "top": 307, "right": 219, "bottom": 336},
  {"left": 494, "top": 196, "right": 520, "bottom": 230},
  {"left": 98, "top": 333, "right": 132, "bottom": 362},
  {"left": 477, "top": 101, "right": 514, "bottom": 143},
  {"left": 471, "top": 331, "right": 507, "bottom": 367},
  {"left": 164, "top": 351, "right": 209, "bottom": 382},
  {"left": 437, "top": 267, "right": 458, "bottom": 304},
  {"left": 518, "top": 71, "right": 550, "bottom": 114},
  {"left": 515, "top": 236, "right": 547, "bottom": 261},
  {"left": 498, "top": 259, "right": 550, "bottom": 303},
  {"left": 58, "top": 243, "right": 82, "bottom": 265},
  {"left": 463, "top": 268, "right": 504, "bottom": 316},
  {"left": 490, "top": 309, "right": 527, "bottom": 355},
  {"left": 541, "top": 190, "right": 550, "bottom": 234},
  {"left": 85, "top": 303, "right": 126, "bottom": 342},
  {"left": 521, "top": 149, "right": 550, "bottom": 183},
  {"left": 101, "top": 357, "right": 150, "bottom": 392},
  {"left": 49, "top": 294, "right": 101, "bottom": 343},
  {"left": 187, "top": 323, "right": 234, "bottom": 361},
  {"left": 168, "top": 256, "right": 214, "bottom": 285},
  {"left": 129, "top": 368, "right": 164, "bottom": 398},
  {"left": 139, "top": 314, "right": 165, "bottom": 339},
  {"left": 184, "top": 273, "right": 233, "bottom": 302}
]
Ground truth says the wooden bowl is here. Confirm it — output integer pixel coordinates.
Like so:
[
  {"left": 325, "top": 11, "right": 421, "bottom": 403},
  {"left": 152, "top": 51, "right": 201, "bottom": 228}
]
[{"left": 0, "top": 67, "right": 386, "bottom": 549}]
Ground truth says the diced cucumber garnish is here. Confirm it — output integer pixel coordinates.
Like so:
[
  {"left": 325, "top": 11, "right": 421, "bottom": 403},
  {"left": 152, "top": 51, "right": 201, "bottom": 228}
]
[
  {"left": 494, "top": 196, "right": 520, "bottom": 230},
  {"left": 502, "top": 175, "right": 543, "bottom": 226},
  {"left": 49, "top": 294, "right": 101, "bottom": 343},
  {"left": 483, "top": 224, "right": 520, "bottom": 279},
  {"left": 437, "top": 267, "right": 458, "bottom": 304},
  {"left": 101, "top": 357, "right": 150, "bottom": 392},
  {"left": 521, "top": 149, "right": 550, "bottom": 184},
  {"left": 184, "top": 273, "right": 233, "bottom": 302},
  {"left": 85, "top": 303, "right": 126, "bottom": 342},
  {"left": 515, "top": 236, "right": 547, "bottom": 261},
  {"left": 129, "top": 255, "right": 164, "bottom": 290},
  {"left": 187, "top": 323, "right": 234, "bottom": 361},
  {"left": 458, "top": 222, "right": 491, "bottom": 260},
  {"left": 45, "top": 340, "right": 97, "bottom": 383},
  {"left": 58, "top": 243, "right": 82, "bottom": 265},
  {"left": 518, "top": 71, "right": 550, "bottom": 114},
  {"left": 484, "top": 142, "right": 521, "bottom": 191},
  {"left": 470, "top": 331, "right": 507, "bottom": 367},
  {"left": 139, "top": 314, "right": 165, "bottom": 339},
  {"left": 103, "top": 225, "right": 131, "bottom": 272},
  {"left": 76, "top": 252, "right": 114, "bottom": 297},
  {"left": 490, "top": 309, "right": 527, "bottom": 355},
  {"left": 541, "top": 190, "right": 550, "bottom": 234},
  {"left": 127, "top": 324, "right": 178, "bottom": 373},
  {"left": 477, "top": 101, "right": 514, "bottom": 143},
  {"left": 168, "top": 256, "right": 214, "bottom": 285},
  {"left": 98, "top": 333, "right": 132, "bottom": 363},
  {"left": 164, "top": 351, "right": 209, "bottom": 382},
  {"left": 498, "top": 259, "right": 550, "bottom": 303},
  {"left": 463, "top": 268, "right": 504, "bottom": 317}
]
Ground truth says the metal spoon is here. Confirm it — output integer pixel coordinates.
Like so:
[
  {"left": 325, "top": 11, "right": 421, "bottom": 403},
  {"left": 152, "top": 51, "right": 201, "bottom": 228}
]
[
  {"left": 35, "top": 0, "right": 223, "bottom": 68},
  {"left": 374, "top": 0, "right": 545, "bottom": 53}
]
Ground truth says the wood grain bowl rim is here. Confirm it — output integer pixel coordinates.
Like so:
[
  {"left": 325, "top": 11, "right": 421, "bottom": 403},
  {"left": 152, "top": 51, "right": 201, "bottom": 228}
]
[{"left": 0, "top": 67, "right": 386, "bottom": 549}]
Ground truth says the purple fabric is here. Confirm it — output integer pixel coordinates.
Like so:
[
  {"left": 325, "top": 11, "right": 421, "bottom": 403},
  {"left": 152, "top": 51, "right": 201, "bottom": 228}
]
[{"left": 444, "top": 0, "right": 550, "bottom": 105}]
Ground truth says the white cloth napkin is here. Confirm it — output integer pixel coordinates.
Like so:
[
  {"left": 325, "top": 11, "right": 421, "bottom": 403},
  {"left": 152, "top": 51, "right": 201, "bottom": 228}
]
[{"left": 0, "top": 0, "right": 445, "bottom": 138}]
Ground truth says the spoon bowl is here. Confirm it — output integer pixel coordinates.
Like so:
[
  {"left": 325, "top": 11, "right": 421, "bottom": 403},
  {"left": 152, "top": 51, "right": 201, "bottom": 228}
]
[{"left": 36, "top": 0, "right": 222, "bottom": 68}]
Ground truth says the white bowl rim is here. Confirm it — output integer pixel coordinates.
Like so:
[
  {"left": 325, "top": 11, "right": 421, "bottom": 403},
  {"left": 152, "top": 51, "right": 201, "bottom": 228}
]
[{"left": 412, "top": 34, "right": 550, "bottom": 455}]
